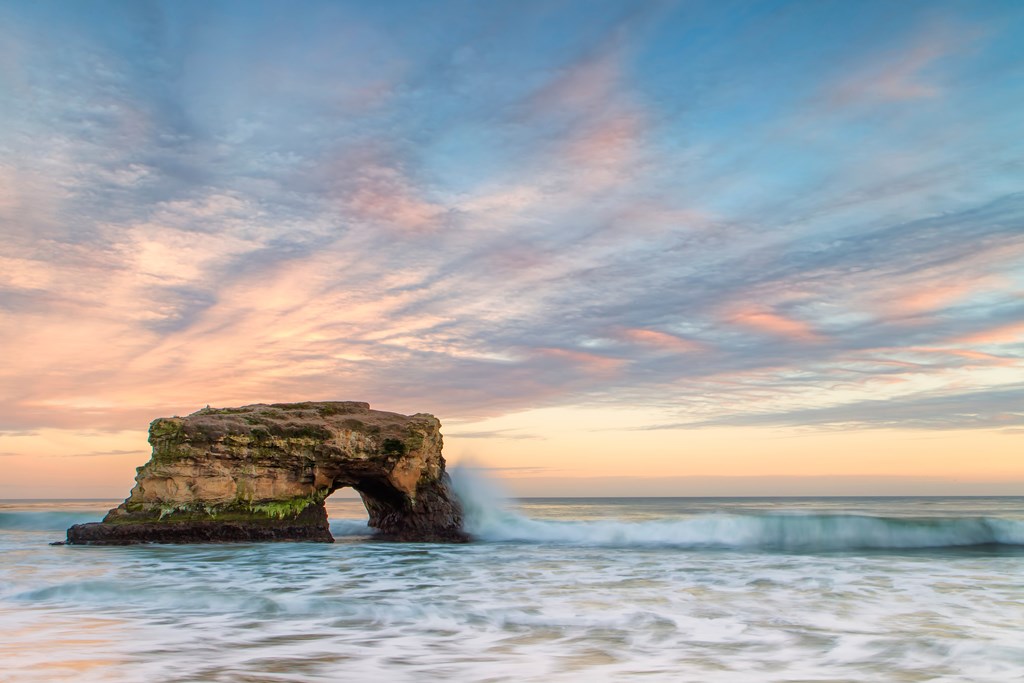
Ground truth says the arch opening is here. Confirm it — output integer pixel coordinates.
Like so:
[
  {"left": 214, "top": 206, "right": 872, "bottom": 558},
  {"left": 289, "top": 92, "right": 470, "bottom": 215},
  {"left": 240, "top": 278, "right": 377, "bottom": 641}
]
[{"left": 320, "top": 476, "right": 410, "bottom": 539}]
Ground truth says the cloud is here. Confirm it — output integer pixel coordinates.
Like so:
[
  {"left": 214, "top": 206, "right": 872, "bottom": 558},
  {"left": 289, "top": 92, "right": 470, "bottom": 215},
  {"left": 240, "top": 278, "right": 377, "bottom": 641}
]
[
  {"left": 824, "top": 19, "right": 984, "bottom": 109},
  {"left": 0, "top": 1, "right": 1022, "bottom": 438},
  {"left": 725, "top": 306, "right": 826, "bottom": 343},
  {"left": 493, "top": 474, "right": 1024, "bottom": 497},
  {"left": 526, "top": 40, "right": 622, "bottom": 117},
  {"left": 619, "top": 328, "right": 703, "bottom": 354},
  {"left": 955, "top": 321, "right": 1024, "bottom": 346},
  {"left": 0, "top": 448, "right": 150, "bottom": 458},
  {"left": 640, "top": 384, "right": 1024, "bottom": 431},
  {"left": 62, "top": 449, "right": 149, "bottom": 458},
  {"left": 445, "top": 430, "right": 542, "bottom": 440},
  {"left": 459, "top": 466, "right": 553, "bottom": 474}
]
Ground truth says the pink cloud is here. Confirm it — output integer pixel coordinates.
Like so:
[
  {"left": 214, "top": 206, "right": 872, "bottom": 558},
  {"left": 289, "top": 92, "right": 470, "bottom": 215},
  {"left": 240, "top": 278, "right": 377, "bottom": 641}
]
[
  {"left": 560, "top": 111, "right": 647, "bottom": 190},
  {"left": 849, "top": 246, "right": 1022, "bottom": 326},
  {"left": 894, "top": 284, "right": 977, "bottom": 316},
  {"left": 727, "top": 306, "right": 825, "bottom": 343},
  {"left": 346, "top": 166, "right": 447, "bottom": 233},
  {"left": 521, "top": 36, "right": 652, "bottom": 193},
  {"left": 955, "top": 322, "right": 1024, "bottom": 345},
  {"left": 900, "top": 346, "right": 1020, "bottom": 368},
  {"left": 527, "top": 48, "right": 621, "bottom": 116},
  {"left": 620, "top": 328, "right": 703, "bottom": 354},
  {"left": 536, "top": 348, "right": 625, "bottom": 376},
  {"left": 826, "top": 22, "right": 981, "bottom": 107}
]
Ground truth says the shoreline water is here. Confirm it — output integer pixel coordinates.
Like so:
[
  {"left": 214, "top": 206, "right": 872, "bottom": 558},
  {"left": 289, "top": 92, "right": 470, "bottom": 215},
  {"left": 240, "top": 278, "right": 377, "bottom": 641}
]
[
  {"left": 3, "top": 494, "right": 1023, "bottom": 681},
  {"left": 4, "top": 495, "right": 1024, "bottom": 549}
]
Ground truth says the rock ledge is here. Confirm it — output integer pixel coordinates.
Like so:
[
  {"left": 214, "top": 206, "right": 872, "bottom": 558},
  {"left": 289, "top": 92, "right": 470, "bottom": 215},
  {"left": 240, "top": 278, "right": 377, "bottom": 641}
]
[{"left": 67, "top": 402, "right": 466, "bottom": 544}]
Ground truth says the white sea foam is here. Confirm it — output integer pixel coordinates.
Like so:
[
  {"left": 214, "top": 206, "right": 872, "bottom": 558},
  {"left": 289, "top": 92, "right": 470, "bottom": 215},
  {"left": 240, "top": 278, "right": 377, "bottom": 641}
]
[
  {"left": 0, "top": 511, "right": 103, "bottom": 531},
  {"left": 450, "top": 467, "right": 1024, "bottom": 550},
  {"left": 463, "top": 509, "right": 1024, "bottom": 550},
  {"left": 3, "top": 492, "right": 1023, "bottom": 682},
  {"left": 328, "top": 518, "right": 373, "bottom": 537}
]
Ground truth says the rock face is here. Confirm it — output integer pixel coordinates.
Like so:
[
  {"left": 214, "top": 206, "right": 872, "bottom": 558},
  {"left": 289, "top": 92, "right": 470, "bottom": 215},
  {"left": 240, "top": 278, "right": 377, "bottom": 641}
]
[{"left": 67, "top": 402, "right": 466, "bottom": 544}]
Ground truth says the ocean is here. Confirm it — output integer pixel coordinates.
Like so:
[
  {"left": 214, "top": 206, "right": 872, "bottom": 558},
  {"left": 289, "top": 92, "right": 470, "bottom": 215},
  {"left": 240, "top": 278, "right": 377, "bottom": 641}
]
[{"left": 2, "top": 476, "right": 1023, "bottom": 682}]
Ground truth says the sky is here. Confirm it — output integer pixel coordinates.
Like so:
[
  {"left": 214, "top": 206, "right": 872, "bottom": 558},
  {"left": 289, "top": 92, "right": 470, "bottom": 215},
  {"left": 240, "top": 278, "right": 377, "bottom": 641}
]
[{"left": 1, "top": 0, "right": 1023, "bottom": 498}]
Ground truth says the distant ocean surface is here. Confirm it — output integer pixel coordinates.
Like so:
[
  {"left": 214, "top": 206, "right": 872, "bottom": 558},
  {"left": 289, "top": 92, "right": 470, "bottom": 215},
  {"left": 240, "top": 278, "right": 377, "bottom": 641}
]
[{"left": 3, "top": 480, "right": 1024, "bottom": 682}]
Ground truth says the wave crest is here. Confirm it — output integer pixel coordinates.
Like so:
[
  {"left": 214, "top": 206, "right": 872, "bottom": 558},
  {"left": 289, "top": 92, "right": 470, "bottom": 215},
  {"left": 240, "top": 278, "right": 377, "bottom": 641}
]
[
  {"left": 449, "top": 468, "right": 1024, "bottom": 551},
  {"left": 0, "top": 512, "right": 103, "bottom": 532},
  {"left": 469, "top": 510, "right": 1024, "bottom": 550}
]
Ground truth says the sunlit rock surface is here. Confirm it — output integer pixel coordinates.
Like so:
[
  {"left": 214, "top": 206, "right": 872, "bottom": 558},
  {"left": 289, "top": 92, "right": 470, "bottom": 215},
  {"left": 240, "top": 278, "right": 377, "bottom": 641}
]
[{"left": 67, "top": 402, "right": 466, "bottom": 544}]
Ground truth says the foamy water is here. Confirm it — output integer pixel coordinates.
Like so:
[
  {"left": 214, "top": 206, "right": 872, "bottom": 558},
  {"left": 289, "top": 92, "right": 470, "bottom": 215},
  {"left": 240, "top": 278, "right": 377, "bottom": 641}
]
[{"left": 2, "top": 479, "right": 1023, "bottom": 682}]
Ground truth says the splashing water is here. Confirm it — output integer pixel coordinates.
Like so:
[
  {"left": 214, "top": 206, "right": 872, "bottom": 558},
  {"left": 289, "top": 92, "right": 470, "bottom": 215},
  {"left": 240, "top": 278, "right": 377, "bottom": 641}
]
[
  {"left": 449, "top": 467, "right": 1024, "bottom": 550},
  {"left": 3, "top": 489, "right": 1024, "bottom": 682}
]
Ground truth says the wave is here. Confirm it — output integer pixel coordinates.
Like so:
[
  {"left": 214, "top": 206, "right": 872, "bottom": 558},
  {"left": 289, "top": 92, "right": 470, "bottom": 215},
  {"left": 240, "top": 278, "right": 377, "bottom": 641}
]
[
  {"left": 449, "top": 468, "right": 1024, "bottom": 551},
  {"left": 2, "top": 513, "right": 381, "bottom": 538},
  {"left": 467, "top": 510, "right": 1024, "bottom": 550},
  {"left": 6, "top": 479, "right": 1022, "bottom": 551},
  {"left": 329, "top": 519, "right": 373, "bottom": 537},
  {"left": 0, "top": 512, "right": 103, "bottom": 532}
]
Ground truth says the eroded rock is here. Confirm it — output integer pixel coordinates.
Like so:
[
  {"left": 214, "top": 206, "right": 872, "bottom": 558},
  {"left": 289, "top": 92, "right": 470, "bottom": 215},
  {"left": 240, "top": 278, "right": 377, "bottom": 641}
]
[{"left": 67, "top": 402, "right": 466, "bottom": 544}]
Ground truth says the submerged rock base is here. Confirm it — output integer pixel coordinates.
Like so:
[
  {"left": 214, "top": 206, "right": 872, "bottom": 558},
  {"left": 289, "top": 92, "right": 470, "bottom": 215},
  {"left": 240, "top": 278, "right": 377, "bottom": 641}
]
[
  {"left": 67, "top": 401, "right": 466, "bottom": 545},
  {"left": 67, "top": 502, "right": 334, "bottom": 545}
]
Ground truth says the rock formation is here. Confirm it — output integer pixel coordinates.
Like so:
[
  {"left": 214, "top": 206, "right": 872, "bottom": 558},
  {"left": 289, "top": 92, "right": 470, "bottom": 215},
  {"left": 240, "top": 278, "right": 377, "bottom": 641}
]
[{"left": 66, "top": 402, "right": 466, "bottom": 544}]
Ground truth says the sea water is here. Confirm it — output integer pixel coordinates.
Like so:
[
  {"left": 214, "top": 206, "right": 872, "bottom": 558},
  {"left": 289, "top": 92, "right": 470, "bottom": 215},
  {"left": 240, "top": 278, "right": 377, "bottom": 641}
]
[{"left": 2, "top": 477, "right": 1023, "bottom": 682}]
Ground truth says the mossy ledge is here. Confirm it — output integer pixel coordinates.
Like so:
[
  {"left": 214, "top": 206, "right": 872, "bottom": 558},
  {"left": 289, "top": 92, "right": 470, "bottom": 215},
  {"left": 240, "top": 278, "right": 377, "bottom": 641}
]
[{"left": 67, "top": 401, "right": 466, "bottom": 545}]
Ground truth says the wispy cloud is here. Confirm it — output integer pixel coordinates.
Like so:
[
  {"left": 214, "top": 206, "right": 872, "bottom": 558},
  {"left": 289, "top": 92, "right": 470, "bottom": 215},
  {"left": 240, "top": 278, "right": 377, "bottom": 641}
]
[
  {"left": 1, "top": 0, "right": 1023, "bottom": 438},
  {"left": 825, "top": 20, "right": 982, "bottom": 107},
  {"left": 642, "top": 383, "right": 1024, "bottom": 431},
  {"left": 725, "top": 306, "right": 826, "bottom": 343},
  {"left": 446, "top": 430, "right": 542, "bottom": 440},
  {"left": 62, "top": 449, "right": 149, "bottom": 458}
]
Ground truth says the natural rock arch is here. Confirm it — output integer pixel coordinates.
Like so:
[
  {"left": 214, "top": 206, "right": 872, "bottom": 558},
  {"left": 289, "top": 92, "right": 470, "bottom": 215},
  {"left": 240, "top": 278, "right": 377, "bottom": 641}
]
[{"left": 67, "top": 402, "right": 466, "bottom": 544}]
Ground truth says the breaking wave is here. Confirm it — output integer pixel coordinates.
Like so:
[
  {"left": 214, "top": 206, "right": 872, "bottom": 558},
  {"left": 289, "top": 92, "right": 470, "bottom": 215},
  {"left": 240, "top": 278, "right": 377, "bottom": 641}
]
[
  {"left": 450, "top": 468, "right": 1024, "bottom": 551},
  {"left": 466, "top": 509, "right": 1024, "bottom": 550},
  {"left": 329, "top": 519, "right": 373, "bottom": 537},
  {"left": 0, "top": 512, "right": 102, "bottom": 532}
]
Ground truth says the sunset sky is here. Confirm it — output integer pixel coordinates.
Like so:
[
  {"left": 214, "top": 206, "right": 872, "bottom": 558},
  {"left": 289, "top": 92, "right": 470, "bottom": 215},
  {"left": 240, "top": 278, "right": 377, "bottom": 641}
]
[{"left": 2, "top": 1, "right": 1023, "bottom": 498}]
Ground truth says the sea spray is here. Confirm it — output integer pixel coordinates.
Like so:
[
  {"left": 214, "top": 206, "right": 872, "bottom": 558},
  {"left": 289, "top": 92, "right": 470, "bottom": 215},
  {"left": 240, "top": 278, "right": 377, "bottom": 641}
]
[
  {"left": 0, "top": 511, "right": 104, "bottom": 532},
  {"left": 327, "top": 519, "right": 374, "bottom": 537},
  {"left": 5, "top": 495, "right": 1024, "bottom": 682},
  {"left": 448, "top": 470, "right": 1024, "bottom": 550},
  {"left": 449, "top": 464, "right": 521, "bottom": 535}
]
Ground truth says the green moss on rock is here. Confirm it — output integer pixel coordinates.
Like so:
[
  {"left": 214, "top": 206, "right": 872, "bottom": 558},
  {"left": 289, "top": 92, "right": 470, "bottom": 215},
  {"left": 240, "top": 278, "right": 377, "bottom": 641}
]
[
  {"left": 69, "top": 401, "right": 465, "bottom": 544},
  {"left": 251, "top": 492, "right": 327, "bottom": 519},
  {"left": 150, "top": 418, "right": 185, "bottom": 441}
]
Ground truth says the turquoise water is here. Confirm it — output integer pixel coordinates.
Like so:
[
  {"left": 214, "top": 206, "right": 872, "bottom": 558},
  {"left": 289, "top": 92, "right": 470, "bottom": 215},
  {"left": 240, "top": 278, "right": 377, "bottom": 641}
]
[{"left": 2, "top": 483, "right": 1023, "bottom": 682}]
